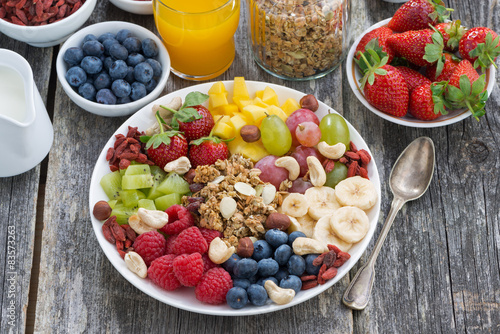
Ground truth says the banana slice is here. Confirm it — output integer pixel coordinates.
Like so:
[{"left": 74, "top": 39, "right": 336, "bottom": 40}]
[
  {"left": 287, "top": 216, "right": 301, "bottom": 233},
  {"left": 312, "top": 216, "right": 352, "bottom": 252},
  {"left": 295, "top": 214, "right": 316, "bottom": 238},
  {"left": 334, "top": 176, "right": 378, "bottom": 210},
  {"left": 281, "top": 193, "right": 309, "bottom": 217},
  {"left": 304, "top": 186, "right": 341, "bottom": 220},
  {"left": 330, "top": 206, "right": 369, "bottom": 243}
]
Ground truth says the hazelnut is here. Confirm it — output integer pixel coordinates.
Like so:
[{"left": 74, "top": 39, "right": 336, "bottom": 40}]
[
  {"left": 237, "top": 237, "right": 254, "bottom": 258},
  {"left": 300, "top": 94, "right": 319, "bottom": 112},
  {"left": 93, "top": 200, "right": 112, "bottom": 221},
  {"left": 265, "top": 212, "right": 291, "bottom": 231},
  {"left": 240, "top": 125, "right": 261, "bottom": 142}
]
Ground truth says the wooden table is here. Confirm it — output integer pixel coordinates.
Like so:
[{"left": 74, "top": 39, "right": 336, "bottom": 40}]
[{"left": 1, "top": 0, "right": 499, "bottom": 333}]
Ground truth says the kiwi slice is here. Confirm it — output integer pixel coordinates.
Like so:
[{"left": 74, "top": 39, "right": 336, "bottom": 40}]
[
  {"left": 100, "top": 171, "right": 122, "bottom": 200},
  {"left": 157, "top": 173, "right": 190, "bottom": 196},
  {"left": 119, "top": 189, "right": 146, "bottom": 208},
  {"left": 125, "top": 164, "right": 151, "bottom": 176},
  {"left": 155, "top": 193, "right": 181, "bottom": 211},
  {"left": 110, "top": 203, "right": 137, "bottom": 225},
  {"left": 122, "top": 174, "right": 154, "bottom": 190},
  {"left": 146, "top": 167, "right": 168, "bottom": 200},
  {"left": 138, "top": 199, "right": 156, "bottom": 210}
]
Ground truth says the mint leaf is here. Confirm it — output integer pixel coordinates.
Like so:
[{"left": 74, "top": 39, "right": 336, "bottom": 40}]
[{"left": 182, "top": 92, "right": 209, "bottom": 109}]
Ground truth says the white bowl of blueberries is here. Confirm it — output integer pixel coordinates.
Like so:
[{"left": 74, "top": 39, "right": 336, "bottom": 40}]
[{"left": 56, "top": 21, "right": 170, "bottom": 117}]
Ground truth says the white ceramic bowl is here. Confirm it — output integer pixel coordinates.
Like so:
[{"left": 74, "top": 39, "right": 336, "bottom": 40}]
[
  {"left": 89, "top": 80, "right": 381, "bottom": 316},
  {"left": 0, "top": 0, "right": 96, "bottom": 47},
  {"left": 56, "top": 21, "right": 170, "bottom": 117},
  {"left": 110, "top": 0, "right": 153, "bottom": 15},
  {"left": 346, "top": 18, "right": 497, "bottom": 128}
]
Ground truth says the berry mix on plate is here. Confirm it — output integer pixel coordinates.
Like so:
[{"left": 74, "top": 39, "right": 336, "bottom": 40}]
[
  {"left": 92, "top": 77, "right": 379, "bottom": 308},
  {"left": 354, "top": 0, "right": 500, "bottom": 121},
  {"left": 64, "top": 29, "right": 162, "bottom": 104}
]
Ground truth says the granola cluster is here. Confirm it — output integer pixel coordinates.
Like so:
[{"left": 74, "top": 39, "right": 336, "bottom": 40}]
[
  {"left": 183, "top": 155, "right": 280, "bottom": 246},
  {"left": 249, "top": 0, "right": 345, "bottom": 78}
]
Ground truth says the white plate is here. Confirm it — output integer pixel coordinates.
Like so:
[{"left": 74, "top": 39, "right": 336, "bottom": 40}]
[
  {"left": 346, "top": 18, "right": 497, "bottom": 128},
  {"left": 89, "top": 81, "right": 381, "bottom": 316}
]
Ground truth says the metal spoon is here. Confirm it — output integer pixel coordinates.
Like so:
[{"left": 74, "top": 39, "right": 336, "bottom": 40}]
[{"left": 342, "top": 136, "right": 435, "bottom": 310}]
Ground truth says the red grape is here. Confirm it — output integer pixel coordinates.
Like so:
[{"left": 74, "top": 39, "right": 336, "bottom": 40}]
[
  {"left": 254, "top": 155, "right": 289, "bottom": 190},
  {"left": 295, "top": 122, "right": 321, "bottom": 147},
  {"left": 288, "top": 178, "right": 313, "bottom": 194},
  {"left": 285, "top": 109, "right": 320, "bottom": 147},
  {"left": 290, "top": 146, "right": 325, "bottom": 177}
]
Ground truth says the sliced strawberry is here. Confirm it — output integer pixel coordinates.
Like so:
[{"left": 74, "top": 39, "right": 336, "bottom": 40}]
[
  {"left": 355, "top": 26, "right": 395, "bottom": 64},
  {"left": 459, "top": 27, "right": 500, "bottom": 69},
  {"left": 387, "top": 0, "right": 453, "bottom": 33},
  {"left": 408, "top": 82, "right": 446, "bottom": 120},
  {"left": 425, "top": 52, "right": 460, "bottom": 82},
  {"left": 395, "top": 66, "right": 432, "bottom": 93},
  {"left": 435, "top": 20, "right": 466, "bottom": 52}
]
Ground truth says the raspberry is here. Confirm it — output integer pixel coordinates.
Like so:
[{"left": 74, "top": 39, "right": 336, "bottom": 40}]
[
  {"left": 133, "top": 231, "right": 166, "bottom": 266},
  {"left": 199, "top": 227, "right": 222, "bottom": 245},
  {"left": 160, "top": 205, "right": 195, "bottom": 235},
  {"left": 173, "top": 253, "right": 204, "bottom": 286},
  {"left": 201, "top": 253, "right": 219, "bottom": 273},
  {"left": 148, "top": 254, "right": 181, "bottom": 291},
  {"left": 170, "top": 226, "right": 208, "bottom": 255},
  {"left": 165, "top": 234, "right": 178, "bottom": 255},
  {"left": 195, "top": 268, "right": 233, "bottom": 305}
]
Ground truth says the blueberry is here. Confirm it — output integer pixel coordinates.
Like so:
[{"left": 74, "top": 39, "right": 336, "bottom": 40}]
[
  {"left": 252, "top": 240, "right": 273, "bottom": 261},
  {"left": 127, "top": 53, "right": 145, "bottom": 67},
  {"left": 304, "top": 254, "right": 321, "bottom": 275},
  {"left": 82, "top": 40, "right": 104, "bottom": 57},
  {"left": 288, "top": 231, "right": 306, "bottom": 247},
  {"left": 280, "top": 275, "right": 302, "bottom": 294},
  {"left": 65, "top": 66, "right": 87, "bottom": 87},
  {"left": 102, "top": 38, "right": 119, "bottom": 56},
  {"left": 226, "top": 287, "right": 248, "bottom": 309},
  {"left": 275, "top": 267, "right": 289, "bottom": 282},
  {"left": 233, "top": 258, "right": 258, "bottom": 279},
  {"left": 94, "top": 72, "right": 111, "bottom": 90},
  {"left": 274, "top": 244, "right": 293, "bottom": 266},
  {"left": 111, "top": 79, "right": 131, "bottom": 98},
  {"left": 109, "top": 43, "right": 129, "bottom": 61},
  {"left": 265, "top": 229, "right": 288, "bottom": 248},
  {"left": 233, "top": 278, "right": 251, "bottom": 290},
  {"left": 257, "top": 258, "right": 279, "bottom": 277},
  {"left": 287, "top": 254, "right": 306, "bottom": 276},
  {"left": 80, "top": 56, "right": 103, "bottom": 74},
  {"left": 247, "top": 284, "right": 268, "bottom": 306},
  {"left": 117, "top": 96, "right": 132, "bottom": 104},
  {"left": 222, "top": 253, "right": 241, "bottom": 275},
  {"left": 145, "top": 58, "right": 162, "bottom": 77},
  {"left": 145, "top": 78, "right": 158, "bottom": 93},
  {"left": 134, "top": 62, "right": 154, "bottom": 84},
  {"left": 142, "top": 38, "right": 159, "bottom": 58},
  {"left": 103, "top": 57, "right": 114, "bottom": 71},
  {"left": 78, "top": 82, "right": 96, "bottom": 101},
  {"left": 122, "top": 36, "right": 142, "bottom": 53},
  {"left": 109, "top": 60, "right": 129, "bottom": 80},
  {"left": 125, "top": 66, "right": 135, "bottom": 84},
  {"left": 248, "top": 275, "right": 258, "bottom": 284},
  {"left": 130, "top": 82, "right": 147, "bottom": 101},
  {"left": 82, "top": 34, "right": 97, "bottom": 44},
  {"left": 63, "top": 47, "right": 84, "bottom": 66},
  {"left": 116, "top": 29, "right": 132, "bottom": 43},
  {"left": 98, "top": 32, "right": 116, "bottom": 43},
  {"left": 96, "top": 88, "right": 117, "bottom": 105},
  {"left": 256, "top": 276, "right": 278, "bottom": 287}
]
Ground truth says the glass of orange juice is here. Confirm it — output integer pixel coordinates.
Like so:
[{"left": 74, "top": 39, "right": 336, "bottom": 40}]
[{"left": 153, "top": 0, "right": 240, "bottom": 81}]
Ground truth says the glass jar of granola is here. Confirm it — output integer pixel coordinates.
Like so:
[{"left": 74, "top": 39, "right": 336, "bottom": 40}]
[{"left": 246, "top": 0, "right": 351, "bottom": 80}]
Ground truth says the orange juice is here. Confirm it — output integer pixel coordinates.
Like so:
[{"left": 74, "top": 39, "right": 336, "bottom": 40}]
[{"left": 153, "top": 0, "right": 240, "bottom": 80}]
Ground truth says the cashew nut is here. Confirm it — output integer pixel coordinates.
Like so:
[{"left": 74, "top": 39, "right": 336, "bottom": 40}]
[
  {"left": 208, "top": 237, "right": 236, "bottom": 264},
  {"left": 275, "top": 156, "right": 300, "bottom": 181},
  {"left": 307, "top": 156, "right": 326, "bottom": 187},
  {"left": 128, "top": 214, "right": 156, "bottom": 235},
  {"left": 146, "top": 97, "right": 182, "bottom": 136},
  {"left": 264, "top": 280, "right": 295, "bottom": 305},
  {"left": 317, "top": 141, "right": 346, "bottom": 160},
  {"left": 220, "top": 197, "right": 237, "bottom": 219},
  {"left": 164, "top": 156, "right": 191, "bottom": 175},
  {"left": 292, "top": 237, "right": 329, "bottom": 255},
  {"left": 124, "top": 251, "right": 148, "bottom": 278},
  {"left": 137, "top": 208, "right": 169, "bottom": 229}
]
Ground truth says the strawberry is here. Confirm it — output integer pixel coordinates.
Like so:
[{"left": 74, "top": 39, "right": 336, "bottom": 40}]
[
  {"left": 358, "top": 51, "right": 409, "bottom": 117},
  {"left": 445, "top": 59, "right": 488, "bottom": 120},
  {"left": 355, "top": 26, "right": 396, "bottom": 64},
  {"left": 140, "top": 114, "right": 188, "bottom": 169},
  {"left": 425, "top": 52, "right": 460, "bottom": 82},
  {"left": 188, "top": 133, "right": 230, "bottom": 168},
  {"left": 386, "top": 29, "right": 444, "bottom": 67},
  {"left": 387, "top": 0, "right": 453, "bottom": 33},
  {"left": 458, "top": 27, "right": 500, "bottom": 69},
  {"left": 435, "top": 20, "right": 466, "bottom": 52},
  {"left": 408, "top": 82, "right": 446, "bottom": 120},
  {"left": 395, "top": 66, "right": 431, "bottom": 93}
]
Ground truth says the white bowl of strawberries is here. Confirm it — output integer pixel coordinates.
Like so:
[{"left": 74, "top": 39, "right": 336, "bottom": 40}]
[{"left": 347, "top": 0, "right": 498, "bottom": 127}]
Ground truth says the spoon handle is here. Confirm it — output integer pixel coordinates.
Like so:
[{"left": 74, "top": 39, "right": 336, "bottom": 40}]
[{"left": 342, "top": 196, "right": 406, "bottom": 310}]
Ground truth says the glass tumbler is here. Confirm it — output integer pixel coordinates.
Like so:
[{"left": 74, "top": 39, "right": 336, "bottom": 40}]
[
  {"left": 246, "top": 0, "right": 351, "bottom": 80},
  {"left": 153, "top": 0, "right": 241, "bottom": 81}
]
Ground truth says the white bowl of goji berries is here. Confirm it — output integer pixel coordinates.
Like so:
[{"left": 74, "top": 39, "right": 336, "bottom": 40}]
[
  {"left": 109, "top": 0, "right": 153, "bottom": 15},
  {"left": 0, "top": 0, "right": 97, "bottom": 47}
]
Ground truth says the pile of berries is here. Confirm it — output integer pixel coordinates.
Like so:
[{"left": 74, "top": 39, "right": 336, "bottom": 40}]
[{"left": 64, "top": 29, "right": 162, "bottom": 105}]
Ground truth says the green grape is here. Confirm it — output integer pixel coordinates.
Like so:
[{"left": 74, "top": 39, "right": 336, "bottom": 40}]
[
  {"left": 325, "top": 162, "right": 348, "bottom": 189},
  {"left": 319, "top": 113, "right": 350, "bottom": 148},
  {"left": 260, "top": 115, "right": 292, "bottom": 156}
]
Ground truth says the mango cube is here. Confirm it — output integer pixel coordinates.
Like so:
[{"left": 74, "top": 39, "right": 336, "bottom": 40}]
[
  {"left": 209, "top": 92, "right": 228, "bottom": 110},
  {"left": 230, "top": 114, "right": 249, "bottom": 134},
  {"left": 208, "top": 81, "right": 226, "bottom": 94},
  {"left": 252, "top": 97, "right": 269, "bottom": 108},
  {"left": 233, "top": 77, "right": 250, "bottom": 100},
  {"left": 212, "top": 121, "right": 234, "bottom": 139},
  {"left": 281, "top": 98, "right": 301, "bottom": 116},
  {"left": 233, "top": 97, "right": 254, "bottom": 112},
  {"left": 262, "top": 86, "right": 279, "bottom": 106},
  {"left": 255, "top": 90, "right": 264, "bottom": 99},
  {"left": 266, "top": 105, "right": 287, "bottom": 122},
  {"left": 214, "top": 115, "right": 231, "bottom": 124},
  {"left": 228, "top": 137, "right": 269, "bottom": 163},
  {"left": 242, "top": 105, "right": 268, "bottom": 125},
  {"left": 214, "top": 103, "right": 239, "bottom": 116}
]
